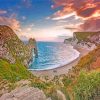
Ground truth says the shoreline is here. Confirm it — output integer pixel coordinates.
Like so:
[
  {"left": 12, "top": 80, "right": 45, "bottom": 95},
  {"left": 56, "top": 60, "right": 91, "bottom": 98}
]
[
  {"left": 30, "top": 46, "right": 90, "bottom": 79},
  {"left": 29, "top": 45, "right": 80, "bottom": 71},
  {"left": 29, "top": 51, "right": 80, "bottom": 71}
]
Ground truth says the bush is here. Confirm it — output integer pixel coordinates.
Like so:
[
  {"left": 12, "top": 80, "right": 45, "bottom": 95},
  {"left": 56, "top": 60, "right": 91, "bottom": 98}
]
[{"left": 73, "top": 71, "right": 100, "bottom": 100}]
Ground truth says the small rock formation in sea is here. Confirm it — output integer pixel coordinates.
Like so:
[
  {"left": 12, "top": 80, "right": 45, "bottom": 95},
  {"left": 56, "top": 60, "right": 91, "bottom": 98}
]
[{"left": 0, "top": 25, "right": 37, "bottom": 67}]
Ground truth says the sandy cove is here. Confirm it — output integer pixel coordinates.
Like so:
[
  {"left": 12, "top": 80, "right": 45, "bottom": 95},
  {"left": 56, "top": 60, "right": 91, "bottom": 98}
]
[{"left": 30, "top": 47, "right": 91, "bottom": 79}]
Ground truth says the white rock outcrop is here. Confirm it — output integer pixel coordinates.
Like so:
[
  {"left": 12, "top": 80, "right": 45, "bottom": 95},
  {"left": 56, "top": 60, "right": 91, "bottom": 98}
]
[{"left": 0, "top": 86, "right": 47, "bottom": 100}]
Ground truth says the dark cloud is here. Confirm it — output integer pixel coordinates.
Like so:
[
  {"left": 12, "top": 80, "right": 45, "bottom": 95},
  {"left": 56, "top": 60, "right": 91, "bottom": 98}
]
[{"left": 78, "top": 7, "right": 97, "bottom": 17}]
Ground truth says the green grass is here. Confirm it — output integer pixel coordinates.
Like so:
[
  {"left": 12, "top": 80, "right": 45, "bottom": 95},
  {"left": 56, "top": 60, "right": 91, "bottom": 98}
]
[
  {"left": 60, "top": 87, "right": 71, "bottom": 100},
  {"left": 74, "top": 32, "right": 97, "bottom": 42},
  {"left": 62, "top": 76, "right": 72, "bottom": 87},
  {"left": 6, "top": 37, "right": 29, "bottom": 63},
  {"left": 73, "top": 71, "right": 100, "bottom": 100},
  {"left": 0, "top": 59, "right": 33, "bottom": 82},
  {"left": 73, "top": 46, "right": 100, "bottom": 72}
]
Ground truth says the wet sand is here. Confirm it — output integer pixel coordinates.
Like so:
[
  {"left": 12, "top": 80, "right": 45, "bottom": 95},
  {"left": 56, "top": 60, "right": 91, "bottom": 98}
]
[{"left": 30, "top": 47, "right": 90, "bottom": 79}]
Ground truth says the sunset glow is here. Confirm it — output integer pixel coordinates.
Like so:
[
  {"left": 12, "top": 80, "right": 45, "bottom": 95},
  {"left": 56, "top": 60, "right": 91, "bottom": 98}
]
[{"left": 0, "top": 0, "right": 99, "bottom": 41}]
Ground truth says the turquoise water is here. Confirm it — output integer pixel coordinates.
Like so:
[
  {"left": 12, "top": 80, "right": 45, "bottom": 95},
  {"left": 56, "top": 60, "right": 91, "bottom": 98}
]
[{"left": 29, "top": 42, "right": 80, "bottom": 70}]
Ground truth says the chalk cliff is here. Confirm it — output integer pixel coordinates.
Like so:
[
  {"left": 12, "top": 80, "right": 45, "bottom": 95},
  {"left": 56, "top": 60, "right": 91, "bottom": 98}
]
[{"left": 64, "top": 31, "right": 100, "bottom": 50}]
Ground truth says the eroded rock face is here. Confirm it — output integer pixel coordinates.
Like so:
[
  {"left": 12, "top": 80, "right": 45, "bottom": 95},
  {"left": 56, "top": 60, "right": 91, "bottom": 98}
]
[
  {"left": 64, "top": 31, "right": 100, "bottom": 50},
  {"left": 89, "top": 31, "right": 100, "bottom": 45},
  {"left": 0, "top": 25, "right": 37, "bottom": 66},
  {"left": 0, "top": 86, "right": 47, "bottom": 100},
  {"left": 73, "top": 31, "right": 100, "bottom": 45}
]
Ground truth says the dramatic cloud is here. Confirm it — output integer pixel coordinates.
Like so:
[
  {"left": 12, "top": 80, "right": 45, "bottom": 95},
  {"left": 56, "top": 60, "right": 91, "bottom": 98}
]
[
  {"left": 0, "top": 9, "right": 21, "bottom": 31},
  {"left": 0, "top": 8, "right": 35, "bottom": 41},
  {"left": 52, "top": 0, "right": 100, "bottom": 31},
  {"left": 80, "top": 17, "right": 100, "bottom": 31},
  {"left": 52, "top": 0, "right": 100, "bottom": 18}
]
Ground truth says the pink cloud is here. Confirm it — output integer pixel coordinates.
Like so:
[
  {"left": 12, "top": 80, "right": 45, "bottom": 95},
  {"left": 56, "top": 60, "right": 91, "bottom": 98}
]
[
  {"left": 79, "top": 17, "right": 100, "bottom": 31},
  {"left": 52, "top": 0, "right": 100, "bottom": 31},
  {"left": 52, "top": 0, "right": 100, "bottom": 18},
  {"left": 0, "top": 16, "right": 21, "bottom": 31},
  {"left": 0, "top": 10, "right": 7, "bottom": 14}
]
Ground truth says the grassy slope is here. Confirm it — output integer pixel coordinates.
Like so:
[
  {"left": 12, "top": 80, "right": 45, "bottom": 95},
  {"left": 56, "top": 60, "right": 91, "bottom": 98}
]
[
  {"left": 1, "top": 57, "right": 99, "bottom": 100},
  {"left": 6, "top": 34, "right": 30, "bottom": 64},
  {"left": 1, "top": 46, "right": 100, "bottom": 100},
  {"left": 73, "top": 71, "right": 100, "bottom": 100},
  {"left": 61, "top": 46, "right": 100, "bottom": 100},
  {"left": 74, "top": 46, "right": 100, "bottom": 72},
  {"left": 74, "top": 32, "right": 97, "bottom": 42},
  {"left": 0, "top": 59, "right": 33, "bottom": 82},
  {"left": 0, "top": 26, "right": 100, "bottom": 99},
  {"left": 0, "top": 59, "right": 57, "bottom": 98}
]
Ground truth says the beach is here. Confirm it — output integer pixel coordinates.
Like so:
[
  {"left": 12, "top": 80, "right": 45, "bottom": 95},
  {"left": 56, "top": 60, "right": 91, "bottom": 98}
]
[{"left": 31, "top": 47, "right": 90, "bottom": 79}]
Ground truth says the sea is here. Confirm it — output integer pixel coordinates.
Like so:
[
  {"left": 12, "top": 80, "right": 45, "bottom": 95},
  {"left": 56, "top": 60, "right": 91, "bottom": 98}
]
[{"left": 29, "top": 42, "right": 80, "bottom": 70}]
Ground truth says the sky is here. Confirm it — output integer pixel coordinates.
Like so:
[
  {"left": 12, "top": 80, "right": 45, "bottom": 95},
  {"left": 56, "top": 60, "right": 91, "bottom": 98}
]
[{"left": 0, "top": 0, "right": 100, "bottom": 41}]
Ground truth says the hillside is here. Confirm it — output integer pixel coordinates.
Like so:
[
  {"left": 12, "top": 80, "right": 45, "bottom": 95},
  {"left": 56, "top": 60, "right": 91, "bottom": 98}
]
[
  {"left": 0, "top": 25, "right": 46, "bottom": 98},
  {"left": 45, "top": 46, "right": 100, "bottom": 100},
  {"left": 63, "top": 31, "right": 100, "bottom": 100},
  {"left": 0, "top": 26, "right": 100, "bottom": 100},
  {"left": 0, "top": 25, "right": 37, "bottom": 66},
  {"left": 65, "top": 45, "right": 100, "bottom": 100},
  {"left": 61, "top": 32, "right": 100, "bottom": 100},
  {"left": 74, "top": 31, "right": 100, "bottom": 44}
]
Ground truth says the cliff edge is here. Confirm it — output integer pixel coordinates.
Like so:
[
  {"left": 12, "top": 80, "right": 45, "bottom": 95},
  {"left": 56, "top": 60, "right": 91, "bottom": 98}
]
[{"left": 0, "top": 25, "right": 37, "bottom": 67}]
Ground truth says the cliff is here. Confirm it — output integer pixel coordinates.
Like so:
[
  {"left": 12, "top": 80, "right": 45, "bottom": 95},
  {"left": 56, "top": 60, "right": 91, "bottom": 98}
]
[
  {"left": 0, "top": 26, "right": 100, "bottom": 100},
  {"left": 0, "top": 25, "right": 37, "bottom": 66},
  {"left": 63, "top": 32, "right": 100, "bottom": 100},
  {"left": 64, "top": 31, "right": 100, "bottom": 44},
  {"left": 0, "top": 26, "right": 48, "bottom": 99},
  {"left": 74, "top": 31, "right": 100, "bottom": 44},
  {"left": 64, "top": 31, "right": 100, "bottom": 51}
]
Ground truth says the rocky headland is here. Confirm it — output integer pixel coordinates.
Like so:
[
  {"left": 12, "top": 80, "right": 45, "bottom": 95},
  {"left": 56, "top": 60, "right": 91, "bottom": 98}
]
[
  {"left": 64, "top": 31, "right": 100, "bottom": 50},
  {"left": 0, "top": 25, "right": 37, "bottom": 67}
]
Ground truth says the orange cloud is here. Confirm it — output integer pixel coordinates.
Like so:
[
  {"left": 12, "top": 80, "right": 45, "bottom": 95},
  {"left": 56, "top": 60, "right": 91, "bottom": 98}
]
[
  {"left": 52, "top": 0, "right": 100, "bottom": 31},
  {"left": 52, "top": 0, "right": 100, "bottom": 19}
]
